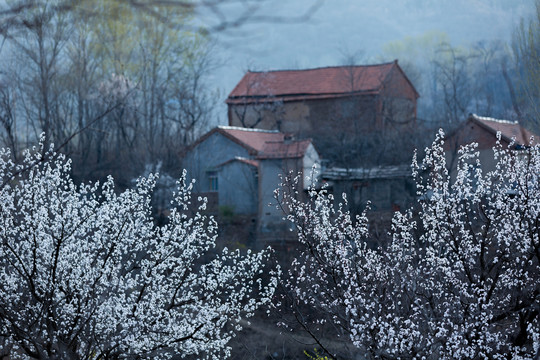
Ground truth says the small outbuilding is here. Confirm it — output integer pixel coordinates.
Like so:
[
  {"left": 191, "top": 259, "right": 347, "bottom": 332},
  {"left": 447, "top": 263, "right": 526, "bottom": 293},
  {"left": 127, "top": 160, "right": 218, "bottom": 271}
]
[
  {"left": 444, "top": 114, "right": 538, "bottom": 176},
  {"left": 183, "top": 126, "right": 320, "bottom": 237}
]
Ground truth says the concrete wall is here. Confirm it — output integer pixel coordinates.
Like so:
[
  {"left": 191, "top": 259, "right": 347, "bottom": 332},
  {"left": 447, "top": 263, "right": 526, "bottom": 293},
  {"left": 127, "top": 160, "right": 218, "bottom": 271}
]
[
  {"left": 182, "top": 132, "right": 249, "bottom": 193},
  {"left": 302, "top": 143, "right": 321, "bottom": 190},
  {"left": 258, "top": 159, "right": 285, "bottom": 233},
  {"left": 228, "top": 92, "right": 416, "bottom": 167},
  {"left": 229, "top": 96, "right": 379, "bottom": 162},
  {"left": 228, "top": 100, "right": 310, "bottom": 133},
  {"left": 229, "top": 96, "right": 379, "bottom": 134},
  {"left": 218, "top": 161, "right": 258, "bottom": 215},
  {"left": 258, "top": 158, "right": 304, "bottom": 234},
  {"left": 382, "top": 96, "right": 416, "bottom": 125}
]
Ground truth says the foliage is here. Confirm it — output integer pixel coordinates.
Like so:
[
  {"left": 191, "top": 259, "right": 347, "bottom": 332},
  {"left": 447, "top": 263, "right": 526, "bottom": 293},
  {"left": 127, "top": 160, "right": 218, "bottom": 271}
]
[
  {"left": 0, "top": 139, "right": 277, "bottom": 359},
  {"left": 277, "top": 131, "right": 540, "bottom": 359},
  {"left": 0, "top": 0, "right": 217, "bottom": 187}
]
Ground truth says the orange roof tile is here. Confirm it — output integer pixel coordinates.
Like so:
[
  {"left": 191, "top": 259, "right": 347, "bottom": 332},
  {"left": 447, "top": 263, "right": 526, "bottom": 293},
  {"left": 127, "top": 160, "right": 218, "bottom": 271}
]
[
  {"left": 217, "top": 126, "right": 312, "bottom": 159},
  {"left": 217, "top": 126, "right": 285, "bottom": 153},
  {"left": 471, "top": 114, "right": 537, "bottom": 146},
  {"left": 257, "top": 140, "right": 312, "bottom": 159},
  {"left": 227, "top": 62, "right": 398, "bottom": 104}
]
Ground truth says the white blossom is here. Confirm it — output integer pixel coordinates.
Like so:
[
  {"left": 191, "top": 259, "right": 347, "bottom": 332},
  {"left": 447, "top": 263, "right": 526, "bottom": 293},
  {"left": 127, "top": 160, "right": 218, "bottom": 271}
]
[
  {"left": 0, "top": 138, "right": 277, "bottom": 359},
  {"left": 278, "top": 131, "right": 540, "bottom": 359}
]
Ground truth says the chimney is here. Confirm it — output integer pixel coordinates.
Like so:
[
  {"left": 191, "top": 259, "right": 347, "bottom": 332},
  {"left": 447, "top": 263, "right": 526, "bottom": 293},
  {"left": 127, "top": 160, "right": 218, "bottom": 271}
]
[{"left": 284, "top": 133, "right": 294, "bottom": 144}]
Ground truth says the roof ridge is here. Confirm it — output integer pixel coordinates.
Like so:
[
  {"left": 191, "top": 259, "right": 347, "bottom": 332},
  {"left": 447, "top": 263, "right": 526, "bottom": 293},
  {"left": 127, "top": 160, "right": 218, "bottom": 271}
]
[
  {"left": 247, "top": 61, "right": 396, "bottom": 74},
  {"left": 218, "top": 125, "right": 280, "bottom": 133},
  {"left": 471, "top": 113, "right": 518, "bottom": 125},
  {"left": 263, "top": 138, "right": 312, "bottom": 143}
]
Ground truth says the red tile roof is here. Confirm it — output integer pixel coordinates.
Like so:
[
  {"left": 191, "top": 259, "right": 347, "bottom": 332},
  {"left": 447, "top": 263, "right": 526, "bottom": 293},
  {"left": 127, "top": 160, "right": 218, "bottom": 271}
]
[
  {"left": 193, "top": 126, "right": 313, "bottom": 159},
  {"left": 258, "top": 139, "right": 312, "bottom": 159},
  {"left": 471, "top": 114, "right": 537, "bottom": 146},
  {"left": 227, "top": 61, "right": 402, "bottom": 104},
  {"left": 217, "top": 127, "right": 285, "bottom": 153}
]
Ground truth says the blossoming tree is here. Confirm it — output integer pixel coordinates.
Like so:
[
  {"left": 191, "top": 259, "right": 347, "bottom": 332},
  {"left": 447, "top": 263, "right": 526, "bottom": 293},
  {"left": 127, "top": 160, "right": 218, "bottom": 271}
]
[
  {"left": 0, "top": 140, "right": 277, "bottom": 359},
  {"left": 277, "top": 131, "right": 539, "bottom": 359}
]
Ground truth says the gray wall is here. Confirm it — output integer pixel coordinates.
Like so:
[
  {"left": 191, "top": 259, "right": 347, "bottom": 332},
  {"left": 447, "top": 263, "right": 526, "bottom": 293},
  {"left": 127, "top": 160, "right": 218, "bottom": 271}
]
[
  {"left": 218, "top": 161, "right": 258, "bottom": 215},
  {"left": 258, "top": 159, "right": 296, "bottom": 234},
  {"left": 183, "top": 132, "right": 250, "bottom": 193}
]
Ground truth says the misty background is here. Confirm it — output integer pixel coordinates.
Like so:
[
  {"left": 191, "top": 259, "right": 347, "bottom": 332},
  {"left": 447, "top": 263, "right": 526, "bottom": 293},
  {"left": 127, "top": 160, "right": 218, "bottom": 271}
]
[
  {"left": 0, "top": 0, "right": 536, "bottom": 196},
  {"left": 204, "top": 0, "right": 535, "bottom": 123}
]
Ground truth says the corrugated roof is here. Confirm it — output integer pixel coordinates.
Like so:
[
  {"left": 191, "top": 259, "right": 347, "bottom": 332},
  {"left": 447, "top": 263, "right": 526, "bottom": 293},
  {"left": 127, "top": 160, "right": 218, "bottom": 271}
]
[
  {"left": 470, "top": 114, "right": 537, "bottom": 146},
  {"left": 227, "top": 62, "right": 398, "bottom": 103},
  {"left": 322, "top": 165, "right": 412, "bottom": 180}
]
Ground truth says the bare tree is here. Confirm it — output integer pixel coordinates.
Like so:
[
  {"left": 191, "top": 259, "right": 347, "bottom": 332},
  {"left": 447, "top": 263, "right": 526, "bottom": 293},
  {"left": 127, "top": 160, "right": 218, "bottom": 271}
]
[
  {"left": 230, "top": 71, "right": 286, "bottom": 130},
  {"left": 0, "top": 73, "right": 19, "bottom": 159},
  {"left": 0, "top": 0, "right": 324, "bottom": 36},
  {"left": 512, "top": 0, "right": 540, "bottom": 132},
  {"left": 432, "top": 43, "right": 474, "bottom": 124},
  {"left": 0, "top": 0, "right": 219, "bottom": 188}
]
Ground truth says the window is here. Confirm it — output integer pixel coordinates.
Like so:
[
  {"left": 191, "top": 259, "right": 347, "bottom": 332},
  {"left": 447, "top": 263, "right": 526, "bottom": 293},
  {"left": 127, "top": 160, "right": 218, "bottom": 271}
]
[{"left": 207, "top": 171, "right": 218, "bottom": 191}]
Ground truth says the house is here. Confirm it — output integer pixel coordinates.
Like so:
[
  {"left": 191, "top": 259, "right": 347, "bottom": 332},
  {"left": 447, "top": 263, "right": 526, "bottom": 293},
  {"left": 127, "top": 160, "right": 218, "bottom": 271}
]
[
  {"left": 444, "top": 113, "right": 538, "bottom": 176},
  {"left": 226, "top": 60, "right": 420, "bottom": 167},
  {"left": 183, "top": 126, "right": 320, "bottom": 238}
]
